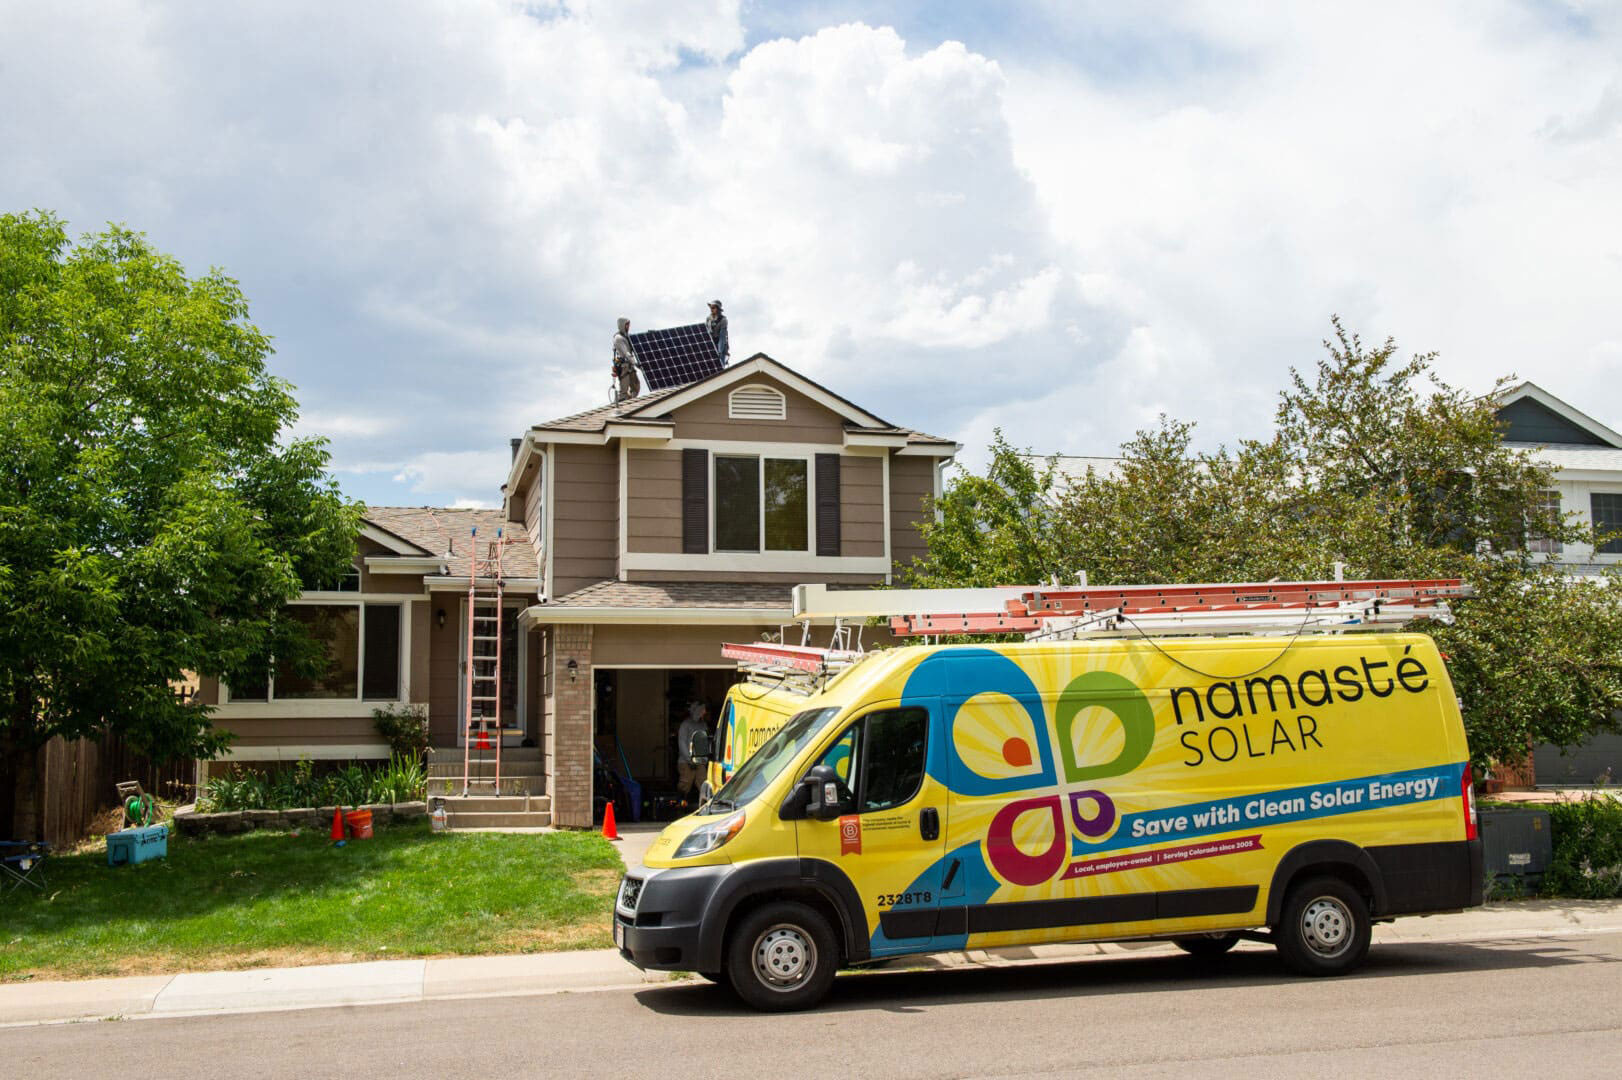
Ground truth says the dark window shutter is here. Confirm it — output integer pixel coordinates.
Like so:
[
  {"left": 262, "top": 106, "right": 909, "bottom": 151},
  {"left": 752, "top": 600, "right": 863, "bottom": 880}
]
[
  {"left": 682, "top": 448, "right": 709, "bottom": 554},
  {"left": 815, "top": 453, "right": 841, "bottom": 557}
]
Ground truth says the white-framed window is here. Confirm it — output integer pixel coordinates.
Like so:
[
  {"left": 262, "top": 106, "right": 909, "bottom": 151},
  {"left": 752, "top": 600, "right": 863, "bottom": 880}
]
[
  {"left": 728, "top": 384, "right": 787, "bottom": 421},
  {"left": 226, "top": 600, "right": 403, "bottom": 703},
  {"left": 714, "top": 454, "right": 810, "bottom": 553},
  {"left": 1593, "top": 492, "right": 1622, "bottom": 556},
  {"left": 1528, "top": 490, "right": 1563, "bottom": 555}
]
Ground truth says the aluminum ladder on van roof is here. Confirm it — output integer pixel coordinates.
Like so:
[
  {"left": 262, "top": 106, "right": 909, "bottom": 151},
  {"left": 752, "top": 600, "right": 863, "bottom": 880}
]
[
  {"left": 720, "top": 641, "right": 867, "bottom": 696},
  {"left": 791, "top": 578, "right": 1472, "bottom": 641}
]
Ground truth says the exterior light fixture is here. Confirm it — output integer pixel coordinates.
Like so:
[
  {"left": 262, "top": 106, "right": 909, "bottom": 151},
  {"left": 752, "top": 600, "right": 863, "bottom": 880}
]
[
  {"left": 436, "top": 608, "right": 447, "bottom": 630},
  {"left": 566, "top": 658, "right": 579, "bottom": 682}
]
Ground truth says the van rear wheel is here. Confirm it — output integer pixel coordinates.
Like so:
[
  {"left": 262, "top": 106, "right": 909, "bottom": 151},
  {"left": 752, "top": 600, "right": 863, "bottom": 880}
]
[
  {"left": 1174, "top": 933, "right": 1239, "bottom": 958},
  {"left": 1275, "top": 876, "right": 1371, "bottom": 976},
  {"left": 724, "top": 901, "right": 838, "bottom": 1012}
]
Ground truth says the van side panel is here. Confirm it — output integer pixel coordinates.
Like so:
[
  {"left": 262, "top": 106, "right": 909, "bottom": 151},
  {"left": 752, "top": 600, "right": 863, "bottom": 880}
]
[{"left": 864, "top": 634, "right": 1476, "bottom": 953}]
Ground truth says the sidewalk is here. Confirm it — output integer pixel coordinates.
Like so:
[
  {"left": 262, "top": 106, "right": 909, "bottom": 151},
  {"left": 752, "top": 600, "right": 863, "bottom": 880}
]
[{"left": 5, "top": 898, "right": 1620, "bottom": 1028}]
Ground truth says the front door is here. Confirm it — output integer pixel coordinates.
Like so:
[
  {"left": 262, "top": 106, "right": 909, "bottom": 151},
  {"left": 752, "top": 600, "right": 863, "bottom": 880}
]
[{"left": 794, "top": 702, "right": 947, "bottom": 957}]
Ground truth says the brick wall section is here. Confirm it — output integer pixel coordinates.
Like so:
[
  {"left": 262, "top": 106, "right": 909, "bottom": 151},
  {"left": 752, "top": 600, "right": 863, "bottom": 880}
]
[{"left": 547, "top": 623, "right": 594, "bottom": 827}]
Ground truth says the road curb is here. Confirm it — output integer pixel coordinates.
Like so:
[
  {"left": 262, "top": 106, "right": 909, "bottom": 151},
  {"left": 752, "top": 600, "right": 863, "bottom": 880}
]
[{"left": 5, "top": 899, "right": 1621, "bottom": 1028}]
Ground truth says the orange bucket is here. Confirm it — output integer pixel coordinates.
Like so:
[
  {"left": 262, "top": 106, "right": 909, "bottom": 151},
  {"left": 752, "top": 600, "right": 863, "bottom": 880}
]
[{"left": 343, "top": 808, "right": 374, "bottom": 839}]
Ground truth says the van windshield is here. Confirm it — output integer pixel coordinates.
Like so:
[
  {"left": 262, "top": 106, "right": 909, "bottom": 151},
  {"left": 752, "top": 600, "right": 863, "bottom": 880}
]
[{"left": 704, "top": 706, "right": 840, "bottom": 813}]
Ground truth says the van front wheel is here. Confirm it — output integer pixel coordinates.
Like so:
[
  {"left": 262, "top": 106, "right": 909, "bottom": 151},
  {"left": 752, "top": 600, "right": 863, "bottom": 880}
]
[
  {"left": 725, "top": 901, "right": 838, "bottom": 1012},
  {"left": 1275, "top": 876, "right": 1371, "bottom": 976}
]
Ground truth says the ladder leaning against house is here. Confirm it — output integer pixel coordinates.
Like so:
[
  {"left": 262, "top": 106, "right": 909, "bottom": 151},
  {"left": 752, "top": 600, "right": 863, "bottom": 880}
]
[{"left": 462, "top": 526, "right": 508, "bottom": 797}]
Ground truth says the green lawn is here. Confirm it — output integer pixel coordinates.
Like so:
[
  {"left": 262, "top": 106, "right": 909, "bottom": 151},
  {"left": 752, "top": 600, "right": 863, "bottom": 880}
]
[{"left": 0, "top": 822, "right": 624, "bottom": 981}]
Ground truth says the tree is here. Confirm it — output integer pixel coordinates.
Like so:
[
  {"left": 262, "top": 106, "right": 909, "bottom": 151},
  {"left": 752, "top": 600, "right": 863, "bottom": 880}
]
[
  {"left": 907, "top": 319, "right": 1622, "bottom": 770},
  {"left": 0, "top": 211, "right": 362, "bottom": 837}
]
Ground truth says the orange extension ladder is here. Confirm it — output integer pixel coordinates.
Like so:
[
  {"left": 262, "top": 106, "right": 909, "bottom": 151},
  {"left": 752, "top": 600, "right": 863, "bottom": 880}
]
[{"left": 462, "top": 527, "right": 509, "bottom": 797}]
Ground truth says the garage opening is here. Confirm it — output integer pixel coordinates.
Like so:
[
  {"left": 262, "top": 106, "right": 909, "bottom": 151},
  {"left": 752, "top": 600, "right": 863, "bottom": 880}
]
[{"left": 594, "top": 668, "right": 743, "bottom": 822}]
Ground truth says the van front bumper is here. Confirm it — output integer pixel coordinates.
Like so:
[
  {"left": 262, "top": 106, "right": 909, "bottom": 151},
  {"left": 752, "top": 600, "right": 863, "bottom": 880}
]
[{"left": 614, "top": 864, "right": 731, "bottom": 973}]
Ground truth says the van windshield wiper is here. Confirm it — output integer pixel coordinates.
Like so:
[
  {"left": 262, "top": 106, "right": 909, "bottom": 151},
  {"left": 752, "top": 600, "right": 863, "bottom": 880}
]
[{"left": 703, "top": 797, "right": 736, "bottom": 814}]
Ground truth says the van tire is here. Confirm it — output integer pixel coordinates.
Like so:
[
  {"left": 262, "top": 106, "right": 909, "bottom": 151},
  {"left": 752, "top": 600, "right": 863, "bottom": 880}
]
[
  {"left": 724, "top": 901, "right": 838, "bottom": 1012},
  {"left": 1174, "top": 933, "right": 1239, "bottom": 958},
  {"left": 1275, "top": 876, "right": 1371, "bottom": 976}
]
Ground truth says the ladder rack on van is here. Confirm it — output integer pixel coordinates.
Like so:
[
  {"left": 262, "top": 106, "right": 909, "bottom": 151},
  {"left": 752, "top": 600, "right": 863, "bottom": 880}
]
[
  {"left": 721, "top": 641, "right": 866, "bottom": 695},
  {"left": 792, "top": 578, "right": 1472, "bottom": 641}
]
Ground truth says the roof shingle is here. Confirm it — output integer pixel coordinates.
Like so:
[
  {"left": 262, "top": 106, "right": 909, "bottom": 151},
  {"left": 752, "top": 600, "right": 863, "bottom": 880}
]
[
  {"left": 546, "top": 579, "right": 794, "bottom": 611},
  {"left": 361, "top": 506, "right": 538, "bottom": 580}
]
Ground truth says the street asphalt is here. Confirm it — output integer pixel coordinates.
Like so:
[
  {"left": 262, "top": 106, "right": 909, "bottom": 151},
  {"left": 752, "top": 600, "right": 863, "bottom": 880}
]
[{"left": 6, "top": 917, "right": 1621, "bottom": 1078}]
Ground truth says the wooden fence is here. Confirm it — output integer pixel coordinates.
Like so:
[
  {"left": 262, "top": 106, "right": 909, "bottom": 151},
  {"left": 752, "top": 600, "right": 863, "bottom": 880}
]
[{"left": 36, "top": 732, "right": 194, "bottom": 848}]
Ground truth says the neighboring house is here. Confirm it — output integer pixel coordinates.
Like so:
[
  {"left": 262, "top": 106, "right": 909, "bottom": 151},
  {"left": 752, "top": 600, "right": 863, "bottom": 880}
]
[
  {"left": 1494, "top": 382, "right": 1622, "bottom": 785},
  {"left": 198, "top": 352, "right": 957, "bottom": 828}
]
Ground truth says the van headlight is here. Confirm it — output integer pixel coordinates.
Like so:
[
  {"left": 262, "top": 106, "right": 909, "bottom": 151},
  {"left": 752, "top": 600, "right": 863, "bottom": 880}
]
[{"left": 674, "top": 810, "right": 746, "bottom": 859}]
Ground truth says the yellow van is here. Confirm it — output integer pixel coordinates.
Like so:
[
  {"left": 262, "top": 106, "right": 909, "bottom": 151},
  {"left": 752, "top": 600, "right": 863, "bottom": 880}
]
[
  {"left": 700, "top": 682, "right": 802, "bottom": 802},
  {"left": 615, "top": 634, "right": 1482, "bottom": 1010}
]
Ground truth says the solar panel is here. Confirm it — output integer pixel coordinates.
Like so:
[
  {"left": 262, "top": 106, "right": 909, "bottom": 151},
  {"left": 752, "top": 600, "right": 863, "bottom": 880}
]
[{"left": 629, "top": 323, "right": 724, "bottom": 390}]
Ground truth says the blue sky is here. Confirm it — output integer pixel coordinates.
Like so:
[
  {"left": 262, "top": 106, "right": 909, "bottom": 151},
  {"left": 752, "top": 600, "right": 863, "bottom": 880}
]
[{"left": 4, "top": 1, "right": 1619, "bottom": 508}]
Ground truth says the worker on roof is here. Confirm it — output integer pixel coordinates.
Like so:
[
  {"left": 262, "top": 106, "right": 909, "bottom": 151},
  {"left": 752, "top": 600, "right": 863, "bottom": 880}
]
[
  {"left": 706, "top": 300, "right": 729, "bottom": 365},
  {"left": 612, "top": 317, "right": 640, "bottom": 401}
]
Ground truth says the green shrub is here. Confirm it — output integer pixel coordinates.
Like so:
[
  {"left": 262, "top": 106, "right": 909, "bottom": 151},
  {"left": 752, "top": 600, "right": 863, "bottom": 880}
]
[
  {"left": 371, "top": 754, "right": 428, "bottom": 804},
  {"left": 373, "top": 703, "right": 430, "bottom": 760},
  {"left": 195, "top": 756, "right": 427, "bottom": 813},
  {"left": 1543, "top": 796, "right": 1622, "bottom": 899}
]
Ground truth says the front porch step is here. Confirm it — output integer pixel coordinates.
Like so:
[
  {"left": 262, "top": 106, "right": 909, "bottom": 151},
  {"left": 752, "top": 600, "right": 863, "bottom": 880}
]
[
  {"left": 427, "top": 776, "right": 544, "bottom": 797},
  {"left": 435, "top": 792, "right": 554, "bottom": 830},
  {"left": 444, "top": 812, "right": 553, "bottom": 829},
  {"left": 429, "top": 746, "right": 541, "bottom": 764},
  {"left": 427, "top": 762, "right": 546, "bottom": 778},
  {"left": 436, "top": 794, "right": 551, "bottom": 814}
]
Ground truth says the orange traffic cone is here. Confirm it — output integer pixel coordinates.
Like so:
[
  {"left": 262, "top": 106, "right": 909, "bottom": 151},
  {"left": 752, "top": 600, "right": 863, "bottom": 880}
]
[
  {"left": 330, "top": 805, "right": 346, "bottom": 843},
  {"left": 602, "top": 800, "right": 620, "bottom": 841}
]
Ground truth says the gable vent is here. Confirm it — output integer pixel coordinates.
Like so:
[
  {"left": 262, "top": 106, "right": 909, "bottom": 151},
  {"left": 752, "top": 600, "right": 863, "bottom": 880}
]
[{"left": 729, "top": 384, "right": 786, "bottom": 421}]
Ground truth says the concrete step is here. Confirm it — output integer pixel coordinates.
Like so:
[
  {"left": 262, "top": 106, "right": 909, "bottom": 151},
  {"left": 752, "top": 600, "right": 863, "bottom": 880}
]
[
  {"left": 427, "top": 777, "right": 544, "bottom": 797},
  {"left": 435, "top": 794, "right": 551, "bottom": 814},
  {"left": 427, "top": 762, "right": 546, "bottom": 778},
  {"left": 429, "top": 747, "right": 541, "bottom": 763},
  {"left": 444, "top": 810, "right": 553, "bottom": 829}
]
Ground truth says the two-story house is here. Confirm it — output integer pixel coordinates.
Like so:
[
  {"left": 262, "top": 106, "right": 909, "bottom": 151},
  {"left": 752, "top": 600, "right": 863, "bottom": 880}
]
[
  {"left": 197, "top": 352, "right": 956, "bottom": 828},
  {"left": 505, "top": 353, "right": 955, "bottom": 825}
]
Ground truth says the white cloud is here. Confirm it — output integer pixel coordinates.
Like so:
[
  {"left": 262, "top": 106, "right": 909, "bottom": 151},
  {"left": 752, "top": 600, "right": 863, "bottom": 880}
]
[{"left": 3, "top": 1, "right": 1619, "bottom": 511}]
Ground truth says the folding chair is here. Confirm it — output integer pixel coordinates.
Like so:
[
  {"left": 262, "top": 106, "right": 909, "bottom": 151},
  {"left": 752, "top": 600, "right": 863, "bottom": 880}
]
[{"left": 1, "top": 840, "right": 50, "bottom": 892}]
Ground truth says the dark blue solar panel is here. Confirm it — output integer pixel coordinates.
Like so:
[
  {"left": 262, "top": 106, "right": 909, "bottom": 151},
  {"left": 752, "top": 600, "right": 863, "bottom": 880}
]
[{"left": 629, "top": 324, "right": 724, "bottom": 390}]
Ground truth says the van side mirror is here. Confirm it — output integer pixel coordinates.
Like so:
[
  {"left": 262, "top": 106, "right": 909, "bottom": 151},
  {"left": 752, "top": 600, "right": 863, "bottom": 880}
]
[
  {"left": 689, "top": 730, "right": 712, "bottom": 766},
  {"left": 802, "top": 764, "right": 849, "bottom": 822}
]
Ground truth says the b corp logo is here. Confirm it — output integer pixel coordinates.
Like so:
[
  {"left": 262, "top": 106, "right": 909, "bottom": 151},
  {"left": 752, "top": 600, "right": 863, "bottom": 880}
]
[{"left": 901, "top": 649, "right": 1153, "bottom": 886}]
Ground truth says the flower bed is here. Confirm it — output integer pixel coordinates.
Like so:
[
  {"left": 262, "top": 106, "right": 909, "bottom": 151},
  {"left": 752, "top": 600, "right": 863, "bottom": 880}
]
[
  {"left": 173, "top": 801, "right": 426, "bottom": 836},
  {"left": 195, "top": 756, "right": 426, "bottom": 812}
]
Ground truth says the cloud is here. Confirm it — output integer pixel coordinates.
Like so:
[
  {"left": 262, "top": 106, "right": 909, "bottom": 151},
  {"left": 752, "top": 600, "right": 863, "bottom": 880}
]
[{"left": 2, "top": 1, "right": 1619, "bottom": 507}]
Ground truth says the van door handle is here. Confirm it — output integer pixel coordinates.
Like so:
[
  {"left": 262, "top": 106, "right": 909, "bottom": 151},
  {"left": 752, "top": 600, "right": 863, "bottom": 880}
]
[{"left": 919, "top": 807, "right": 940, "bottom": 841}]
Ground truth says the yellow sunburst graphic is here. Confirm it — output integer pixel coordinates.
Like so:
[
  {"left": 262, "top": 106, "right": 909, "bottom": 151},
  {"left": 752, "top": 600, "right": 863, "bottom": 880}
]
[{"left": 951, "top": 690, "right": 1046, "bottom": 784}]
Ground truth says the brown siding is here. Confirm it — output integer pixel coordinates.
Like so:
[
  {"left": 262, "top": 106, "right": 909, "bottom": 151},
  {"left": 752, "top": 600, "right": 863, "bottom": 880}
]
[
  {"left": 593, "top": 624, "right": 785, "bottom": 667},
  {"left": 522, "top": 459, "right": 543, "bottom": 563},
  {"left": 428, "top": 598, "right": 460, "bottom": 746},
  {"left": 626, "top": 448, "right": 684, "bottom": 554},
  {"left": 622, "top": 569, "right": 884, "bottom": 585},
  {"left": 593, "top": 621, "right": 903, "bottom": 667},
  {"left": 666, "top": 377, "right": 848, "bottom": 444},
  {"left": 409, "top": 599, "right": 432, "bottom": 707},
  {"left": 213, "top": 715, "right": 385, "bottom": 750},
  {"left": 840, "top": 454, "right": 885, "bottom": 557},
  {"left": 551, "top": 442, "right": 618, "bottom": 596},
  {"left": 889, "top": 455, "right": 936, "bottom": 573}
]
